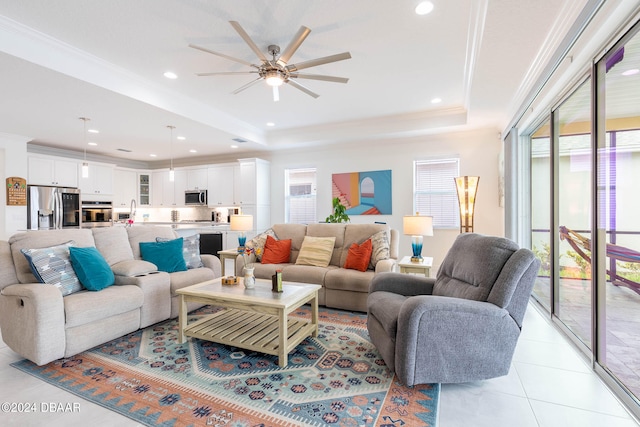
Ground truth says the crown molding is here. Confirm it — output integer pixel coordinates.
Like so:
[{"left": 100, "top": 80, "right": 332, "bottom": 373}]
[{"left": 463, "top": 0, "right": 489, "bottom": 109}]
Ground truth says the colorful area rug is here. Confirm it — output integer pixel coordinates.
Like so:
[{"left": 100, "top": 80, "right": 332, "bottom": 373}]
[{"left": 12, "top": 306, "right": 439, "bottom": 426}]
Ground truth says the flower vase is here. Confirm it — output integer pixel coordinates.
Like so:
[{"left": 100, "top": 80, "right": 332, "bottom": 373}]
[{"left": 244, "top": 267, "right": 255, "bottom": 289}]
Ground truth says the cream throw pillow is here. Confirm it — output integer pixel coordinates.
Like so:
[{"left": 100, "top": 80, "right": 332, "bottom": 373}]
[
  {"left": 369, "top": 230, "right": 390, "bottom": 269},
  {"left": 295, "top": 236, "right": 336, "bottom": 267},
  {"left": 245, "top": 228, "right": 277, "bottom": 261}
]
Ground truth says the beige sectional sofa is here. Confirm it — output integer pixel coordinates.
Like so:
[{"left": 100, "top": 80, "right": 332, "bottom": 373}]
[
  {"left": 235, "top": 223, "right": 398, "bottom": 312},
  {"left": 0, "top": 226, "right": 221, "bottom": 366}
]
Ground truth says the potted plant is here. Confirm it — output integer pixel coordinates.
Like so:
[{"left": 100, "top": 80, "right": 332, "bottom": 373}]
[{"left": 325, "top": 197, "right": 350, "bottom": 223}]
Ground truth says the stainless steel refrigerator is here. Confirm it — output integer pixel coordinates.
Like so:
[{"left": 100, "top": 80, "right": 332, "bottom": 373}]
[{"left": 27, "top": 186, "right": 82, "bottom": 230}]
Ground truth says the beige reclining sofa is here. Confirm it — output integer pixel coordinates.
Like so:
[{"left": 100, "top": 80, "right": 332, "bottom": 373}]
[
  {"left": 235, "top": 223, "right": 398, "bottom": 312},
  {"left": 0, "top": 226, "right": 221, "bottom": 366}
]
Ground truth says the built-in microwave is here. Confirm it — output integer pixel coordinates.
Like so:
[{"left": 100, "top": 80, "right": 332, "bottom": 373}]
[{"left": 185, "top": 189, "right": 207, "bottom": 206}]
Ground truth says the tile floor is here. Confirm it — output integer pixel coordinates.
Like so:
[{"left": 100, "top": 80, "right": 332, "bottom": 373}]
[{"left": 0, "top": 302, "right": 638, "bottom": 427}]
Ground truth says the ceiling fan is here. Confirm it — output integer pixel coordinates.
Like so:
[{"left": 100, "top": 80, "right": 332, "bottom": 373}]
[{"left": 189, "top": 21, "right": 351, "bottom": 101}]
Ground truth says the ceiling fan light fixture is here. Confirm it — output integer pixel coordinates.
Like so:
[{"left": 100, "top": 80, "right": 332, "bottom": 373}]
[
  {"left": 191, "top": 21, "right": 351, "bottom": 100},
  {"left": 265, "top": 70, "right": 284, "bottom": 86}
]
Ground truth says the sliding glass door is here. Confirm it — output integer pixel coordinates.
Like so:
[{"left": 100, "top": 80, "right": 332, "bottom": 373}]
[
  {"left": 556, "top": 80, "right": 593, "bottom": 348},
  {"left": 597, "top": 26, "right": 640, "bottom": 402},
  {"left": 531, "top": 119, "right": 552, "bottom": 311},
  {"left": 527, "top": 20, "right": 640, "bottom": 411}
]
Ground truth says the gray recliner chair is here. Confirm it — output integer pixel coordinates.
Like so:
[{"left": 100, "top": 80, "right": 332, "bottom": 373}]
[{"left": 367, "top": 233, "right": 540, "bottom": 386}]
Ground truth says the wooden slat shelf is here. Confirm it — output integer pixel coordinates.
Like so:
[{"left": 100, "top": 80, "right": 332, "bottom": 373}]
[{"left": 184, "top": 308, "right": 314, "bottom": 357}]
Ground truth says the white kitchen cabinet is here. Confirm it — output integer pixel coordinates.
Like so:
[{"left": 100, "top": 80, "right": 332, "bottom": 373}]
[
  {"left": 152, "top": 169, "right": 187, "bottom": 206},
  {"left": 138, "top": 172, "right": 150, "bottom": 206},
  {"left": 113, "top": 168, "right": 138, "bottom": 207},
  {"left": 151, "top": 171, "right": 164, "bottom": 207},
  {"left": 207, "top": 163, "right": 237, "bottom": 206},
  {"left": 237, "top": 158, "right": 270, "bottom": 206},
  {"left": 28, "top": 156, "right": 78, "bottom": 187},
  {"left": 235, "top": 158, "right": 270, "bottom": 234},
  {"left": 78, "top": 163, "right": 114, "bottom": 197},
  {"left": 187, "top": 167, "right": 208, "bottom": 190}
]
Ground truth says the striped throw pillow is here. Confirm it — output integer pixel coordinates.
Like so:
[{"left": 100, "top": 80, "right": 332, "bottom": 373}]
[
  {"left": 21, "top": 240, "right": 83, "bottom": 296},
  {"left": 295, "top": 236, "right": 336, "bottom": 267}
]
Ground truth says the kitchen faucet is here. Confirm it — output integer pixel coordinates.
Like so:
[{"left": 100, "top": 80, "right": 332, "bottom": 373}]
[{"left": 128, "top": 198, "right": 137, "bottom": 226}]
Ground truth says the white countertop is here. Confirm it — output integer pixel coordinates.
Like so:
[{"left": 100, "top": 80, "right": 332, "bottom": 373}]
[{"left": 117, "top": 221, "right": 230, "bottom": 229}]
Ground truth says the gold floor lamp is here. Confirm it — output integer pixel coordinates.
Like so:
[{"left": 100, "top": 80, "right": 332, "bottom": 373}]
[{"left": 455, "top": 176, "right": 479, "bottom": 233}]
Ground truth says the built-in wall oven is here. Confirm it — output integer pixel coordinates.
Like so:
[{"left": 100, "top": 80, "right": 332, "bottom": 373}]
[{"left": 81, "top": 201, "right": 113, "bottom": 228}]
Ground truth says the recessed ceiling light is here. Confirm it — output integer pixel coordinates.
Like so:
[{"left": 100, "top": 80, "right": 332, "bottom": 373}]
[
  {"left": 266, "top": 122, "right": 275, "bottom": 127},
  {"left": 189, "top": 149, "right": 197, "bottom": 153},
  {"left": 622, "top": 68, "right": 639, "bottom": 76},
  {"left": 431, "top": 97, "right": 442, "bottom": 104},
  {"left": 231, "top": 145, "right": 238, "bottom": 149},
  {"left": 177, "top": 136, "right": 186, "bottom": 140},
  {"left": 88, "top": 129, "right": 99, "bottom": 134},
  {"left": 88, "top": 142, "right": 98, "bottom": 146},
  {"left": 164, "top": 71, "right": 178, "bottom": 79},
  {"left": 150, "top": 154, "right": 157, "bottom": 157},
  {"left": 415, "top": 1, "right": 434, "bottom": 15}
]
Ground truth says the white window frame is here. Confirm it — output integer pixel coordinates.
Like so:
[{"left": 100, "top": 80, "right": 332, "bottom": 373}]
[
  {"left": 413, "top": 158, "right": 460, "bottom": 229},
  {"left": 284, "top": 168, "right": 317, "bottom": 224}
]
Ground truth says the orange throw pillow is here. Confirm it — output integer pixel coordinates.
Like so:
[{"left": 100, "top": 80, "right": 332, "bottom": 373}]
[
  {"left": 344, "top": 239, "right": 373, "bottom": 272},
  {"left": 261, "top": 235, "right": 292, "bottom": 264}
]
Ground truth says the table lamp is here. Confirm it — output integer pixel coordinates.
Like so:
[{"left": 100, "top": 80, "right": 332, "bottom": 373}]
[
  {"left": 403, "top": 214, "right": 434, "bottom": 263},
  {"left": 230, "top": 214, "right": 253, "bottom": 252}
]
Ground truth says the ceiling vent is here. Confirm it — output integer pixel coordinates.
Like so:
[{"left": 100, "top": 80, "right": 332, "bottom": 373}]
[
  {"left": 232, "top": 138, "right": 247, "bottom": 143},
  {"left": 117, "top": 148, "right": 133, "bottom": 152}
]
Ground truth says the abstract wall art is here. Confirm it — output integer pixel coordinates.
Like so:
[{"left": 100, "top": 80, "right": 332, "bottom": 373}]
[{"left": 331, "top": 169, "right": 392, "bottom": 215}]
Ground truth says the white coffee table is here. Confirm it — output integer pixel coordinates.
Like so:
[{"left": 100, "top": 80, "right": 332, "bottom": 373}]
[{"left": 176, "top": 278, "right": 321, "bottom": 367}]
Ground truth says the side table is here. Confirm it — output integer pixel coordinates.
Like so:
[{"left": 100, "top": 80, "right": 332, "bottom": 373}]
[
  {"left": 398, "top": 256, "right": 433, "bottom": 277},
  {"left": 218, "top": 248, "right": 240, "bottom": 276}
]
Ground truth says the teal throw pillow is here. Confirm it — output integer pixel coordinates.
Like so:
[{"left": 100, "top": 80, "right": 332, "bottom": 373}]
[
  {"left": 140, "top": 237, "right": 187, "bottom": 273},
  {"left": 69, "top": 246, "right": 115, "bottom": 291},
  {"left": 156, "top": 234, "right": 203, "bottom": 269},
  {"left": 21, "top": 240, "right": 83, "bottom": 296}
]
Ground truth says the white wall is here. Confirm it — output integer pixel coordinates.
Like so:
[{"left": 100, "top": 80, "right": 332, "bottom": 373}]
[
  {"left": 0, "top": 133, "right": 30, "bottom": 240},
  {"left": 269, "top": 127, "right": 504, "bottom": 272},
  {"left": 2, "top": 127, "right": 504, "bottom": 269}
]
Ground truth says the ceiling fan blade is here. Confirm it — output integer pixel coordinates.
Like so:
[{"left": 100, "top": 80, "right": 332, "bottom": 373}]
[
  {"left": 286, "top": 52, "right": 352, "bottom": 72},
  {"left": 188, "top": 44, "right": 258, "bottom": 68},
  {"left": 232, "top": 77, "right": 263, "bottom": 94},
  {"left": 229, "top": 21, "right": 268, "bottom": 62},
  {"left": 277, "top": 26, "right": 311, "bottom": 65},
  {"left": 196, "top": 71, "right": 259, "bottom": 77},
  {"left": 289, "top": 73, "right": 349, "bottom": 83},
  {"left": 197, "top": 71, "right": 258, "bottom": 77},
  {"left": 287, "top": 79, "right": 320, "bottom": 98}
]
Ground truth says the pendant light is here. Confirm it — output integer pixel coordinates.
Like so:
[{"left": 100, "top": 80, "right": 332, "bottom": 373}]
[
  {"left": 79, "top": 117, "right": 90, "bottom": 178},
  {"left": 167, "top": 125, "right": 175, "bottom": 182}
]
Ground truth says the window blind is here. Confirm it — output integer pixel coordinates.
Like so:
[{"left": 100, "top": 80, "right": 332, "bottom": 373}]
[
  {"left": 414, "top": 158, "right": 460, "bottom": 228},
  {"left": 285, "top": 168, "right": 317, "bottom": 224}
]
